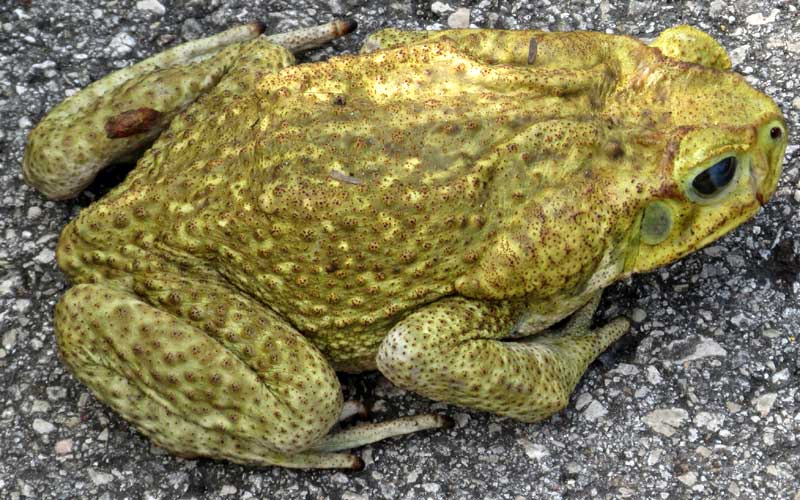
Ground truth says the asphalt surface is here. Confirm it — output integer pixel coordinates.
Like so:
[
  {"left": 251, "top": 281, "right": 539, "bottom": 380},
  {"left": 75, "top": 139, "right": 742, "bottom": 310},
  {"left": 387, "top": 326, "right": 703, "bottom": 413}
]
[{"left": 1, "top": 1, "right": 799, "bottom": 499}]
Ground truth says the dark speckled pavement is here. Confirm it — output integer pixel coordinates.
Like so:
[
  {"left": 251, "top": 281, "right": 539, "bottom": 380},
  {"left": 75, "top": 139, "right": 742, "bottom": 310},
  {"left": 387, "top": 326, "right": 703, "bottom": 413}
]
[{"left": 1, "top": 1, "right": 798, "bottom": 498}]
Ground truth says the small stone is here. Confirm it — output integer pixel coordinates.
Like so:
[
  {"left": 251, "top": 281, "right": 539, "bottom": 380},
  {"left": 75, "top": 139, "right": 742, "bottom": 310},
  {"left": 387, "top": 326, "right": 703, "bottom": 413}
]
[
  {"left": 575, "top": 392, "right": 593, "bottom": 410},
  {"left": 642, "top": 408, "right": 689, "bottom": 436},
  {"left": 726, "top": 401, "right": 742, "bottom": 413},
  {"left": 631, "top": 308, "right": 647, "bottom": 322},
  {"left": 518, "top": 439, "right": 549, "bottom": 460},
  {"left": 610, "top": 363, "right": 640, "bottom": 376},
  {"left": 88, "top": 469, "right": 114, "bottom": 486},
  {"left": 646, "top": 365, "right": 663, "bottom": 385},
  {"left": 422, "top": 483, "right": 440, "bottom": 493},
  {"left": 677, "top": 471, "right": 697, "bottom": 487},
  {"left": 136, "top": 0, "right": 165, "bottom": 15},
  {"left": 676, "top": 336, "right": 727, "bottom": 363},
  {"left": 32, "top": 400, "right": 50, "bottom": 413},
  {"left": 745, "top": 9, "right": 779, "bottom": 26},
  {"left": 695, "top": 446, "right": 712, "bottom": 457},
  {"left": 628, "top": 0, "right": 653, "bottom": 16},
  {"left": 219, "top": 485, "right": 237, "bottom": 496},
  {"left": 792, "top": 97, "right": 800, "bottom": 110},
  {"left": 453, "top": 412, "right": 470, "bottom": 427},
  {"left": 27, "top": 206, "right": 42, "bottom": 218},
  {"left": 761, "top": 328, "right": 781, "bottom": 338},
  {"left": 753, "top": 393, "right": 777, "bottom": 416},
  {"left": 447, "top": 8, "right": 471, "bottom": 28},
  {"left": 431, "top": 1, "right": 454, "bottom": 15},
  {"left": 181, "top": 18, "right": 203, "bottom": 40},
  {"left": 729, "top": 45, "right": 750, "bottom": 66},
  {"left": 33, "top": 418, "right": 55, "bottom": 434},
  {"left": 109, "top": 32, "right": 137, "bottom": 57},
  {"left": 34, "top": 248, "right": 55, "bottom": 265},
  {"left": 772, "top": 368, "right": 790, "bottom": 383},
  {"left": 98, "top": 428, "right": 109, "bottom": 442},
  {"left": 647, "top": 449, "right": 662, "bottom": 465},
  {"left": 583, "top": 400, "right": 608, "bottom": 421},
  {"left": 694, "top": 412, "right": 724, "bottom": 432},
  {"left": 2, "top": 329, "right": 17, "bottom": 349},
  {"left": 728, "top": 482, "right": 741, "bottom": 496},
  {"left": 47, "top": 386, "right": 67, "bottom": 400},
  {"left": 55, "top": 439, "right": 73, "bottom": 455},
  {"left": 708, "top": 0, "right": 726, "bottom": 17}
]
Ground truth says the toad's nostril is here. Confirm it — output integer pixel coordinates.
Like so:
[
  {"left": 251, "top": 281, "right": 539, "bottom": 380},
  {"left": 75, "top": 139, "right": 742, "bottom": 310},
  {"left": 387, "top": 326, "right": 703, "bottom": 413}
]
[{"left": 770, "top": 127, "right": 783, "bottom": 140}]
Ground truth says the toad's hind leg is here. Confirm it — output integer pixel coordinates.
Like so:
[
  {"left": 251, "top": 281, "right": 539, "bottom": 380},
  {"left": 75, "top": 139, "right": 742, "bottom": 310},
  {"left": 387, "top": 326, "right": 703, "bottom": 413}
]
[
  {"left": 23, "top": 19, "right": 356, "bottom": 200},
  {"left": 377, "top": 294, "right": 629, "bottom": 422},
  {"left": 54, "top": 281, "right": 444, "bottom": 469}
]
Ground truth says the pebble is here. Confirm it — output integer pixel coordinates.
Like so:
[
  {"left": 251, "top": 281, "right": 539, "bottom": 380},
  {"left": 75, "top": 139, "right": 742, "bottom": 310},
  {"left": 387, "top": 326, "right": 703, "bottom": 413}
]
[
  {"left": 582, "top": 400, "right": 608, "bottom": 421},
  {"left": 630, "top": 308, "right": 646, "bottom": 322},
  {"left": 575, "top": 392, "right": 592, "bottom": 410},
  {"left": 772, "top": 368, "right": 790, "bottom": 383},
  {"left": 422, "top": 483, "right": 440, "bottom": 493},
  {"left": 136, "top": 0, "right": 165, "bottom": 15},
  {"left": 32, "top": 400, "right": 50, "bottom": 413},
  {"left": 33, "top": 418, "right": 55, "bottom": 434},
  {"left": 753, "top": 393, "right": 777, "bottom": 416},
  {"left": 761, "top": 328, "right": 781, "bottom": 338},
  {"left": 677, "top": 471, "right": 697, "bottom": 487},
  {"left": 447, "top": 8, "right": 471, "bottom": 28},
  {"left": 642, "top": 408, "right": 688, "bottom": 436},
  {"left": 729, "top": 45, "right": 750, "bottom": 66},
  {"left": 646, "top": 365, "right": 663, "bottom": 385},
  {"left": 745, "top": 9, "right": 779, "bottom": 26},
  {"left": 220, "top": 485, "right": 237, "bottom": 496},
  {"left": 88, "top": 469, "right": 114, "bottom": 486},
  {"left": 47, "top": 386, "right": 67, "bottom": 400},
  {"left": 34, "top": 248, "right": 55, "bottom": 265},
  {"left": 518, "top": 439, "right": 549, "bottom": 460},
  {"left": 431, "top": 1, "right": 453, "bottom": 15},
  {"left": 726, "top": 401, "right": 742, "bottom": 413},
  {"left": 55, "top": 439, "right": 73, "bottom": 455},
  {"left": 694, "top": 412, "right": 724, "bottom": 431},
  {"left": 27, "top": 206, "right": 42, "bottom": 219},
  {"left": 628, "top": 0, "right": 653, "bottom": 17},
  {"left": 708, "top": 0, "right": 726, "bottom": 17},
  {"left": 676, "top": 336, "right": 727, "bottom": 363},
  {"left": 1, "top": 329, "right": 17, "bottom": 349},
  {"left": 181, "top": 18, "right": 204, "bottom": 40},
  {"left": 646, "top": 449, "right": 662, "bottom": 465},
  {"left": 109, "top": 32, "right": 136, "bottom": 57}
]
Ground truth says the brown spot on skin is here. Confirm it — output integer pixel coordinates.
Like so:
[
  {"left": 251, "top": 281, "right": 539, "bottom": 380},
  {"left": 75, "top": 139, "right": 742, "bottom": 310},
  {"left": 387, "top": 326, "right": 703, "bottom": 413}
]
[{"left": 105, "top": 108, "right": 163, "bottom": 138}]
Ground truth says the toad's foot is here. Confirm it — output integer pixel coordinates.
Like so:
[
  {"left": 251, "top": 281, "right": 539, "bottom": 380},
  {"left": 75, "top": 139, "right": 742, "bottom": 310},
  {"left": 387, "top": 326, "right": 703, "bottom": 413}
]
[
  {"left": 377, "top": 293, "right": 629, "bottom": 422},
  {"left": 23, "top": 19, "right": 356, "bottom": 200},
  {"left": 54, "top": 280, "right": 446, "bottom": 469}
]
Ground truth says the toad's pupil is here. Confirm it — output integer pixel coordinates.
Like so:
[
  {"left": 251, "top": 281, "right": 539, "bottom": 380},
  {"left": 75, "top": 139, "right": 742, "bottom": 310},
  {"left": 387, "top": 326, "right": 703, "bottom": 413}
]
[
  {"left": 770, "top": 127, "right": 783, "bottom": 139},
  {"left": 692, "top": 157, "right": 736, "bottom": 197}
]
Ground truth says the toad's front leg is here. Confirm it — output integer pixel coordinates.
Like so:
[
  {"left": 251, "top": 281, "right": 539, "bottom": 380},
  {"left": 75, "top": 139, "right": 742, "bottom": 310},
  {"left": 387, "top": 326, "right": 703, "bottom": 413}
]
[
  {"left": 23, "top": 19, "right": 356, "bottom": 200},
  {"left": 377, "top": 294, "right": 629, "bottom": 422}
]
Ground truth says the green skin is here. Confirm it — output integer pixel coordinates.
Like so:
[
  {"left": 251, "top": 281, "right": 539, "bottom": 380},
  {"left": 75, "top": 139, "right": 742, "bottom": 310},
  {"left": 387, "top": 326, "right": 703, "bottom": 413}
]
[{"left": 23, "top": 22, "right": 786, "bottom": 469}]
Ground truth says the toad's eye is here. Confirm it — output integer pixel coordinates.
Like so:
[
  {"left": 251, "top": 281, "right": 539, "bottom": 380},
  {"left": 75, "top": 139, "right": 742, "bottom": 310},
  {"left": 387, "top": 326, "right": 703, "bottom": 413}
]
[{"left": 691, "top": 157, "right": 737, "bottom": 198}]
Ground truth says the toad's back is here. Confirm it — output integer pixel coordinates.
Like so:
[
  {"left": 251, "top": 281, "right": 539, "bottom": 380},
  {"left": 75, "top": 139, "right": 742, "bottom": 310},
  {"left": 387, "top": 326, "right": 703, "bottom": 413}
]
[{"left": 56, "top": 32, "right": 635, "bottom": 367}]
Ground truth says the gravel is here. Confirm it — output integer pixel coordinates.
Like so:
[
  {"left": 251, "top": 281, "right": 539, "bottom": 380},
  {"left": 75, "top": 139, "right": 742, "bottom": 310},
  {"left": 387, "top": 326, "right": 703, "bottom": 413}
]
[{"left": 1, "top": 1, "right": 798, "bottom": 499}]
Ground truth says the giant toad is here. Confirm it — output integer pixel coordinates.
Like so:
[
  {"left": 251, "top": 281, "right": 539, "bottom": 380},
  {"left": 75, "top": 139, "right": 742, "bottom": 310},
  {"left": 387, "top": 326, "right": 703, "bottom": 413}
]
[{"left": 22, "top": 20, "right": 786, "bottom": 468}]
